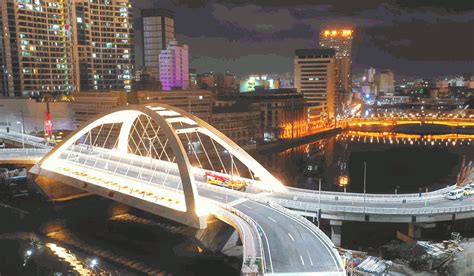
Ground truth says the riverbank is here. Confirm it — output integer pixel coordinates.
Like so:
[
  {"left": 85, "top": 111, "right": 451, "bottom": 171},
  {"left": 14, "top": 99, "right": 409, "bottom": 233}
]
[{"left": 257, "top": 127, "right": 342, "bottom": 153}]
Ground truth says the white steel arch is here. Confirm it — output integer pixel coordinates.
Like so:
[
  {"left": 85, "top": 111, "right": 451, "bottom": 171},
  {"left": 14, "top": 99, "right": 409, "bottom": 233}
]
[
  {"left": 38, "top": 105, "right": 200, "bottom": 215},
  {"left": 38, "top": 103, "right": 286, "bottom": 217}
]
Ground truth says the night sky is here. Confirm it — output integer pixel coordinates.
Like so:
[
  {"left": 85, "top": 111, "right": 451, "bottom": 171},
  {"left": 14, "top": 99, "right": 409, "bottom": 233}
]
[{"left": 133, "top": 0, "right": 474, "bottom": 78}]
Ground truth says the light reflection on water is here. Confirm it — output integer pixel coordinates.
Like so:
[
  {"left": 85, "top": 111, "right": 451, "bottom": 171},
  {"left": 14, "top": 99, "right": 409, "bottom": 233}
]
[
  {"left": 46, "top": 243, "right": 94, "bottom": 274},
  {"left": 255, "top": 131, "right": 473, "bottom": 194}
]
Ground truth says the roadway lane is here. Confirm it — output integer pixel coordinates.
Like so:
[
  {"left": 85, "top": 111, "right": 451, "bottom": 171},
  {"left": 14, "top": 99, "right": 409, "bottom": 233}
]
[{"left": 233, "top": 200, "right": 341, "bottom": 274}]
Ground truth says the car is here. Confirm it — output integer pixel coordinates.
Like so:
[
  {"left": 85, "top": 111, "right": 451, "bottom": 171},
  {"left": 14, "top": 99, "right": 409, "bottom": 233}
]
[
  {"left": 446, "top": 188, "right": 464, "bottom": 200},
  {"left": 463, "top": 186, "right": 473, "bottom": 196}
]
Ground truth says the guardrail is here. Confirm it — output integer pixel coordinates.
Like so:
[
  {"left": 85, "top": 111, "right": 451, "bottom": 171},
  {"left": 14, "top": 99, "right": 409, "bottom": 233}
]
[
  {"left": 0, "top": 148, "right": 50, "bottom": 154},
  {"left": 284, "top": 185, "right": 453, "bottom": 205},
  {"left": 0, "top": 130, "right": 49, "bottom": 148},
  {"left": 214, "top": 203, "right": 265, "bottom": 274},
  {"left": 273, "top": 197, "right": 474, "bottom": 216}
]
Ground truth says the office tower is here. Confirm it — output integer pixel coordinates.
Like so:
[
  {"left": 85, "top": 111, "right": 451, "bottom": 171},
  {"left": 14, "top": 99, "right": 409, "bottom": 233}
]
[
  {"left": 72, "top": 0, "right": 134, "bottom": 92},
  {"left": 319, "top": 29, "right": 353, "bottom": 96},
  {"left": 159, "top": 40, "right": 189, "bottom": 90},
  {"left": 142, "top": 9, "right": 175, "bottom": 81},
  {"left": 375, "top": 70, "right": 395, "bottom": 96},
  {"left": 0, "top": 0, "right": 75, "bottom": 97},
  {"left": 294, "top": 48, "right": 336, "bottom": 120}
]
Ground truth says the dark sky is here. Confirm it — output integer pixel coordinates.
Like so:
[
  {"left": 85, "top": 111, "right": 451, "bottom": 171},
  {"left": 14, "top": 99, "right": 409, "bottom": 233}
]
[{"left": 133, "top": 0, "right": 474, "bottom": 78}]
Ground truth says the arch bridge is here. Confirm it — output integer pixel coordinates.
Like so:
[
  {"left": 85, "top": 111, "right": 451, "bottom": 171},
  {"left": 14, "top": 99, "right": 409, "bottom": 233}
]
[{"left": 29, "top": 103, "right": 345, "bottom": 275}]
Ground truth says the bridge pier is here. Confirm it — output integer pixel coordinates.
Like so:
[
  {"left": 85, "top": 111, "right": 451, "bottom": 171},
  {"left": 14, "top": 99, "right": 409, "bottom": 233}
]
[
  {"left": 330, "top": 220, "right": 343, "bottom": 247},
  {"left": 408, "top": 223, "right": 436, "bottom": 239}
]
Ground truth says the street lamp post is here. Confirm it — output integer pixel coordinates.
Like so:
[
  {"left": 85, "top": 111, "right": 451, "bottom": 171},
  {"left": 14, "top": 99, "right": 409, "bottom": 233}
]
[
  {"left": 17, "top": 121, "right": 24, "bottom": 149},
  {"left": 318, "top": 178, "right": 322, "bottom": 228},
  {"left": 363, "top": 162, "right": 367, "bottom": 214}
]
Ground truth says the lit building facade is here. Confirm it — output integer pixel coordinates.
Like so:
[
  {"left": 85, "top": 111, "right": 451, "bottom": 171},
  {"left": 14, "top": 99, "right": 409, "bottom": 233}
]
[
  {"left": 294, "top": 48, "right": 336, "bottom": 122},
  {"left": 159, "top": 40, "right": 189, "bottom": 90},
  {"left": 211, "top": 106, "right": 261, "bottom": 149},
  {"left": 239, "top": 74, "right": 279, "bottom": 92},
  {"left": 0, "top": 0, "right": 75, "bottom": 97},
  {"left": 375, "top": 70, "right": 395, "bottom": 96},
  {"left": 0, "top": 0, "right": 134, "bottom": 97},
  {"left": 129, "top": 89, "right": 211, "bottom": 121},
  {"left": 142, "top": 9, "right": 174, "bottom": 81},
  {"left": 319, "top": 29, "right": 353, "bottom": 97},
  {"left": 72, "top": 0, "right": 134, "bottom": 92},
  {"left": 218, "top": 89, "right": 307, "bottom": 141}
]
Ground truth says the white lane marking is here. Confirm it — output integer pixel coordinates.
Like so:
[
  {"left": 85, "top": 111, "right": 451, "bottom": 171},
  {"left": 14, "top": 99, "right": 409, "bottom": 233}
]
[
  {"left": 228, "top": 197, "right": 247, "bottom": 206},
  {"left": 257, "top": 223, "right": 274, "bottom": 273},
  {"left": 300, "top": 255, "right": 305, "bottom": 266},
  {"left": 288, "top": 232, "right": 295, "bottom": 242},
  {"left": 307, "top": 250, "right": 314, "bottom": 266},
  {"left": 241, "top": 204, "right": 252, "bottom": 209},
  {"left": 267, "top": 216, "right": 277, "bottom": 223},
  {"left": 212, "top": 195, "right": 224, "bottom": 200},
  {"left": 252, "top": 201, "right": 342, "bottom": 271}
]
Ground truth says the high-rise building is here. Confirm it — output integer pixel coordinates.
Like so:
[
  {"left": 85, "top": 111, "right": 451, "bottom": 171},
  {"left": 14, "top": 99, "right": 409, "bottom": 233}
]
[
  {"left": 363, "top": 67, "right": 376, "bottom": 83},
  {"left": 319, "top": 29, "right": 353, "bottom": 96},
  {"left": 375, "top": 70, "right": 395, "bottom": 96},
  {"left": 0, "top": 0, "right": 75, "bottom": 97},
  {"left": 0, "top": 0, "right": 134, "bottom": 97},
  {"left": 159, "top": 40, "right": 189, "bottom": 90},
  {"left": 72, "top": 0, "right": 134, "bottom": 92},
  {"left": 294, "top": 48, "right": 336, "bottom": 121},
  {"left": 142, "top": 9, "right": 174, "bottom": 81}
]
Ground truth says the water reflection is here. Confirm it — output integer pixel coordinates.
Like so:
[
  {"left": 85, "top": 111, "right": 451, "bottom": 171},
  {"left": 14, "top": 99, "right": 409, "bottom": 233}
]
[
  {"left": 46, "top": 243, "right": 94, "bottom": 274},
  {"left": 256, "top": 131, "right": 473, "bottom": 194}
]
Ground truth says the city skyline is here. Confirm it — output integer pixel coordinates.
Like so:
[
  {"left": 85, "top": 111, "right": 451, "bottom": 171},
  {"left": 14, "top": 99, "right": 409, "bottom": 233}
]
[{"left": 133, "top": 0, "right": 474, "bottom": 78}]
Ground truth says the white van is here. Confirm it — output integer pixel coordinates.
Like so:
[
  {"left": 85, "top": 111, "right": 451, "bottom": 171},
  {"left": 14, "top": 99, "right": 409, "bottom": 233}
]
[{"left": 446, "top": 188, "right": 464, "bottom": 200}]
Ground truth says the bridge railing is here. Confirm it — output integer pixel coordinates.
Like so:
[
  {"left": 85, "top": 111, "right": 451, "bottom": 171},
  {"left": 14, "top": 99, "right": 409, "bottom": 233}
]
[
  {"left": 273, "top": 197, "right": 474, "bottom": 216},
  {"left": 0, "top": 129, "right": 49, "bottom": 148},
  {"left": 0, "top": 148, "right": 50, "bottom": 153},
  {"left": 285, "top": 185, "right": 454, "bottom": 204},
  {"left": 213, "top": 203, "right": 265, "bottom": 274}
]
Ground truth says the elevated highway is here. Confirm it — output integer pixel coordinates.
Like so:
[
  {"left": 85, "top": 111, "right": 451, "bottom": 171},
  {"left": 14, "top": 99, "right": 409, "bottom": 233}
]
[{"left": 0, "top": 129, "right": 49, "bottom": 148}]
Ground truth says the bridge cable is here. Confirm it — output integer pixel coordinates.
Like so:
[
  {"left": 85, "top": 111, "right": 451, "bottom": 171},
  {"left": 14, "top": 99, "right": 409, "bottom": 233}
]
[
  {"left": 179, "top": 121, "right": 203, "bottom": 169},
  {"left": 100, "top": 124, "right": 120, "bottom": 180},
  {"left": 135, "top": 116, "right": 158, "bottom": 179},
  {"left": 195, "top": 130, "right": 215, "bottom": 171},
  {"left": 210, "top": 138, "right": 227, "bottom": 174},
  {"left": 91, "top": 124, "right": 105, "bottom": 168}
]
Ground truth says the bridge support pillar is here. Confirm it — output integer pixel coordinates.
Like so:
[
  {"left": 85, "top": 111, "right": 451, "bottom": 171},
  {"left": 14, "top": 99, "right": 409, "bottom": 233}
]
[
  {"left": 408, "top": 223, "right": 436, "bottom": 239},
  {"left": 330, "top": 220, "right": 343, "bottom": 247}
]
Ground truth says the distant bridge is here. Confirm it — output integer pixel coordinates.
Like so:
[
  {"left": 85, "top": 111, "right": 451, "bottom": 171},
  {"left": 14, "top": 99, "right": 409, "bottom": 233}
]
[{"left": 345, "top": 117, "right": 474, "bottom": 127}]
